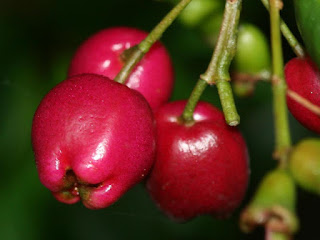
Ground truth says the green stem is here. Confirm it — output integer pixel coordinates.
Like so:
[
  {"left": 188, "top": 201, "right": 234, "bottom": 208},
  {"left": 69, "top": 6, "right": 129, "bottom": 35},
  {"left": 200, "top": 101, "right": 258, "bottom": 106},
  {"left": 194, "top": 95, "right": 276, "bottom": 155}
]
[
  {"left": 181, "top": 79, "right": 207, "bottom": 122},
  {"left": 114, "top": 0, "right": 192, "bottom": 84},
  {"left": 261, "top": 0, "right": 305, "bottom": 58},
  {"left": 181, "top": 0, "right": 241, "bottom": 126},
  {"left": 269, "top": 0, "right": 291, "bottom": 167}
]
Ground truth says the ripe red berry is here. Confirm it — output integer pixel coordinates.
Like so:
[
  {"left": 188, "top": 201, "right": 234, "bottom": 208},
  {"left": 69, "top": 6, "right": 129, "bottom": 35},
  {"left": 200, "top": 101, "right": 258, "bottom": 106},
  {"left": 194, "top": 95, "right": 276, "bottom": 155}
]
[
  {"left": 32, "top": 74, "right": 155, "bottom": 209},
  {"left": 68, "top": 27, "right": 174, "bottom": 110},
  {"left": 146, "top": 101, "right": 249, "bottom": 221},
  {"left": 285, "top": 57, "right": 320, "bottom": 134}
]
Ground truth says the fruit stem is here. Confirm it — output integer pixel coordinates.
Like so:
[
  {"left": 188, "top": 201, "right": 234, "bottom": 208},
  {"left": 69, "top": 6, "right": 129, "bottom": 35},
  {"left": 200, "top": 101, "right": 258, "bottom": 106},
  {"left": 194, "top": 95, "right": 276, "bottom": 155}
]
[
  {"left": 269, "top": 0, "right": 291, "bottom": 167},
  {"left": 181, "top": 79, "right": 207, "bottom": 122},
  {"left": 287, "top": 89, "right": 320, "bottom": 116},
  {"left": 114, "top": 0, "right": 192, "bottom": 84},
  {"left": 181, "top": 0, "right": 241, "bottom": 126},
  {"left": 261, "top": 0, "right": 305, "bottom": 58}
]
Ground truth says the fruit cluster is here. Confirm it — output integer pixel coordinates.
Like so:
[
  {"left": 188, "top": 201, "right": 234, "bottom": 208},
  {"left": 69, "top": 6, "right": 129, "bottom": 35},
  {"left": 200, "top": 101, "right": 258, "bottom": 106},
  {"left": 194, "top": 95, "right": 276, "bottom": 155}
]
[
  {"left": 32, "top": 25, "right": 249, "bottom": 219},
  {"left": 31, "top": 0, "right": 320, "bottom": 239}
]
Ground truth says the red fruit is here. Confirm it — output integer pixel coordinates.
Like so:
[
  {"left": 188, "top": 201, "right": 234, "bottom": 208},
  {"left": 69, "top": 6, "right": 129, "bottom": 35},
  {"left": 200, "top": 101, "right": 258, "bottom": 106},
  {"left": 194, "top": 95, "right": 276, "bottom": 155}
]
[
  {"left": 32, "top": 74, "right": 155, "bottom": 209},
  {"left": 285, "top": 57, "right": 320, "bottom": 134},
  {"left": 146, "top": 101, "right": 249, "bottom": 221},
  {"left": 68, "top": 27, "right": 174, "bottom": 110}
]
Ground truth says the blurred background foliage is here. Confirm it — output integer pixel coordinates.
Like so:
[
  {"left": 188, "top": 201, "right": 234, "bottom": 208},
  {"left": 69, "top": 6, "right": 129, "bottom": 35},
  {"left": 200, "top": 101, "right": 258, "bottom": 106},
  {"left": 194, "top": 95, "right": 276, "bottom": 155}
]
[{"left": 0, "top": 0, "right": 319, "bottom": 239}]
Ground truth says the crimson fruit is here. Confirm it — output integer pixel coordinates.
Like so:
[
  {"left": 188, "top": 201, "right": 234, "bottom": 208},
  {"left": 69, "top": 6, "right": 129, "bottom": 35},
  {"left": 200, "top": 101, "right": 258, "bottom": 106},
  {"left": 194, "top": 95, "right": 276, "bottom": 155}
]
[
  {"left": 32, "top": 74, "right": 155, "bottom": 209},
  {"left": 146, "top": 101, "right": 249, "bottom": 221},
  {"left": 285, "top": 57, "right": 320, "bottom": 134},
  {"left": 68, "top": 27, "right": 174, "bottom": 110}
]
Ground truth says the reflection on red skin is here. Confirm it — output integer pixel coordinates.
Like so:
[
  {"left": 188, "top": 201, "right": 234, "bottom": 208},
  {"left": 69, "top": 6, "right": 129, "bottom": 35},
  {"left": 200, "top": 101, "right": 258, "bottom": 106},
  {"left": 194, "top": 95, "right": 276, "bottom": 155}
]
[
  {"left": 32, "top": 74, "right": 155, "bottom": 209},
  {"left": 68, "top": 27, "right": 174, "bottom": 110},
  {"left": 285, "top": 57, "right": 320, "bottom": 134},
  {"left": 147, "top": 101, "right": 250, "bottom": 221}
]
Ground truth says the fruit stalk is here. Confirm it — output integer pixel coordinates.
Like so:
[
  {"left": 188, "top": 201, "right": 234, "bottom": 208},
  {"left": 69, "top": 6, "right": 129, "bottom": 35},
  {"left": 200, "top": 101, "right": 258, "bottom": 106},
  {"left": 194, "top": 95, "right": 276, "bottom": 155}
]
[
  {"left": 261, "top": 0, "right": 304, "bottom": 58},
  {"left": 182, "top": 0, "right": 241, "bottom": 126},
  {"left": 114, "top": 0, "right": 192, "bottom": 84},
  {"left": 287, "top": 89, "right": 320, "bottom": 116},
  {"left": 269, "top": 0, "right": 291, "bottom": 164}
]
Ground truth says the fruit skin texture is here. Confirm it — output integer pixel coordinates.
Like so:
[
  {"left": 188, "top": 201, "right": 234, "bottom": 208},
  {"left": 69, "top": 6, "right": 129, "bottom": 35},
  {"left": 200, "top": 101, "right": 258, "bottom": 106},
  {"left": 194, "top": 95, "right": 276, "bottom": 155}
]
[
  {"left": 289, "top": 138, "right": 320, "bottom": 195},
  {"left": 146, "top": 101, "right": 249, "bottom": 221},
  {"left": 68, "top": 27, "right": 174, "bottom": 110},
  {"left": 284, "top": 57, "right": 320, "bottom": 134},
  {"left": 32, "top": 74, "right": 155, "bottom": 209}
]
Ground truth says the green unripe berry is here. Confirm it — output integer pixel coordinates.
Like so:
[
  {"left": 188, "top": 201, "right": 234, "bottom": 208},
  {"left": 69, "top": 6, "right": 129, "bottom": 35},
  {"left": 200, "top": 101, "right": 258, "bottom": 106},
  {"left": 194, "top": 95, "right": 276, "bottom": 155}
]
[
  {"left": 233, "top": 23, "right": 271, "bottom": 75},
  {"left": 169, "top": 0, "right": 223, "bottom": 28},
  {"left": 248, "top": 169, "right": 296, "bottom": 212},
  {"left": 289, "top": 138, "right": 320, "bottom": 195},
  {"left": 240, "top": 169, "right": 298, "bottom": 236}
]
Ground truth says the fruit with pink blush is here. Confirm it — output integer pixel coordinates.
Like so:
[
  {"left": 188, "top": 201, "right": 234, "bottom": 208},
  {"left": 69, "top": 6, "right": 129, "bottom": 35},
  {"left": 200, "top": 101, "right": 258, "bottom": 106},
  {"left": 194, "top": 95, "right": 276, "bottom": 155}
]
[
  {"left": 32, "top": 74, "right": 155, "bottom": 209},
  {"left": 284, "top": 57, "right": 320, "bottom": 134},
  {"left": 68, "top": 27, "right": 174, "bottom": 110},
  {"left": 146, "top": 100, "right": 249, "bottom": 221}
]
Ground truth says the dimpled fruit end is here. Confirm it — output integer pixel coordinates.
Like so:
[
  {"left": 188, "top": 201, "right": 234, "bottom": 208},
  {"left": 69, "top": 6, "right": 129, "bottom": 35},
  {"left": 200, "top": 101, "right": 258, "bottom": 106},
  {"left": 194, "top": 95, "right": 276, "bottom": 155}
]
[{"left": 32, "top": 74, "right": 155, "bottom": 209}]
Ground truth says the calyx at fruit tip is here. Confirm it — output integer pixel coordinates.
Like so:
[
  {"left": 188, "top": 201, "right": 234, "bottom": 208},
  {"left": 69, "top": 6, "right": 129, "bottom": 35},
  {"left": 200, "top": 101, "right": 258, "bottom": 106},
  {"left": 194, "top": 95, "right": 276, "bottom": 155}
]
[{"left": 240, "top": 169, "right": 298, "bottom": 237}]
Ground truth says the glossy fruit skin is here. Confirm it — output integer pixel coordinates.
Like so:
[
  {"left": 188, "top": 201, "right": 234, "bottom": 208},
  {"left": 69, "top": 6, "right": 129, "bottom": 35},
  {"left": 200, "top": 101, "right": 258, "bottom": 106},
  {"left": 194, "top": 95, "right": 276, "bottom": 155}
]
[
  {"left": 294, "top": 0, "right": 320, "bottom": 69},
  {"left": 146, "top": 101, "right": 249, "bottom": 221},
  {"left": 68, "top": 27, "right": 174, "bottom": 110},
  {"left": 285, "top": 57, "right": 320, "bottom": 134},
  {"left": 289, "top": 138, "right": 320, "bottom": 195},
  {"left": 32, "top": 74, "right": 155, "bottom": 209}
]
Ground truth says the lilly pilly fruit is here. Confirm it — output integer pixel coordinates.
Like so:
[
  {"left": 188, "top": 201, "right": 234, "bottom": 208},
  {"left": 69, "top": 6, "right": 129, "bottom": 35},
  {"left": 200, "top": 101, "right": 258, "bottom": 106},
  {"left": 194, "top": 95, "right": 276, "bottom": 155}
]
[
  {"left": 289, "top": 138, "right": 320, "bottom": 195},
  {"left": 285, "top": 57, "right": 320, "bottom": 134},
  {"left": 232, "top": 23, "right": 271, "bottom": 97},
  {"left": 233, "top": 23, "right": 271, "bottom": 76},
  {"left": 68, "top": 27, "right": 174, "bottom": 110},
  {"left": 32, "top": 74, "right": 155, "bottom": 209},
  {"left": 169, "top": 0, "right": 224, "bottom": 28},
  {"left": 147, "top": 101, "right": 249, "bottom": 221}
]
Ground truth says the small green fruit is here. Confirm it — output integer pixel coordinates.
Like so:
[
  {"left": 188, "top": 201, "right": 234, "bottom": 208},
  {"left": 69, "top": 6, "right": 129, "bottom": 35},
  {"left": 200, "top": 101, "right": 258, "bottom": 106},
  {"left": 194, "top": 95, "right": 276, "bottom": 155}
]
[
  {"left": 289, "top": 138, "right": 320, "bottom": 195},
  {"left": 170, "top": 0, "right": 223, "bottom": 28},
  {"left": 240, "top": 169, "right": 298, "bottom": 237},
  {"left": 233, "top": 23, "right": 271, "bottom": 75}
]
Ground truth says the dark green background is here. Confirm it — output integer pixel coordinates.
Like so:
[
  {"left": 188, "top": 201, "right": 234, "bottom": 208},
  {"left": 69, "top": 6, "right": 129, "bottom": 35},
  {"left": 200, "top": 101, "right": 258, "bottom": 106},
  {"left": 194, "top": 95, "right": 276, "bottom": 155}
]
[{"left": 0, "top": 0, "right": 318, "bottom": 239}]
